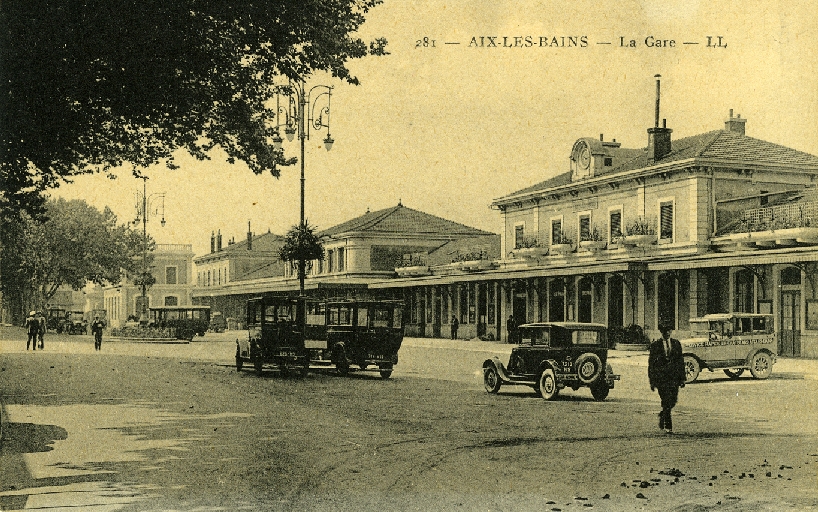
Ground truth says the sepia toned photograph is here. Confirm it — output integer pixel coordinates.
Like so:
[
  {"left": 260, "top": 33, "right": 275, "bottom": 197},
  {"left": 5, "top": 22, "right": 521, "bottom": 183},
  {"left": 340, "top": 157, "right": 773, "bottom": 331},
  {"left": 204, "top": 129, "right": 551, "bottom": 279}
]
[{"left": 1, "top": 1, "right": 817, "bottom": 510}]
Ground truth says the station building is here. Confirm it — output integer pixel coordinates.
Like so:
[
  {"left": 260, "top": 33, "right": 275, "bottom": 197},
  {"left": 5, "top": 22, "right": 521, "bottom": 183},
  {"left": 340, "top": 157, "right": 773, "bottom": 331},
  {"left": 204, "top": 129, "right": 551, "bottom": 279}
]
[
  {"left": 378, "top": 103, "right": 818, "bottom": 357},
  {"left": 189, "top": 85, "right": 818, "bottom": 358}
]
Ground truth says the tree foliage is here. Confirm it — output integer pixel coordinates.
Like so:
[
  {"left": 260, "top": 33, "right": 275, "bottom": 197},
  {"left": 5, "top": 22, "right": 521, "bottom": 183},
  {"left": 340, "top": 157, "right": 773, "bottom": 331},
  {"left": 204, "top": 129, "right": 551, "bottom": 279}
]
[
  {"left": 10, "top": 198, "right": 146, "bottom": 313},
  {"left": 0, "top": 0, "right": 388, "bottom": 219},
  {"left": 279, "top": 221, "right": 325, "bottom": 265}
]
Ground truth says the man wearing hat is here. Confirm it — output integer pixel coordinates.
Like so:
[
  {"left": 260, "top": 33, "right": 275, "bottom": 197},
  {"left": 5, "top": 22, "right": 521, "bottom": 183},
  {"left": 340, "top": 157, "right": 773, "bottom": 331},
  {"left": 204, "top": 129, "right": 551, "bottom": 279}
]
[
  {"left": 25, "top": 311, "right": 39, "bottom": 350},
  {"left": 648, "top": 324, "right": 686, "bottom": 433}
]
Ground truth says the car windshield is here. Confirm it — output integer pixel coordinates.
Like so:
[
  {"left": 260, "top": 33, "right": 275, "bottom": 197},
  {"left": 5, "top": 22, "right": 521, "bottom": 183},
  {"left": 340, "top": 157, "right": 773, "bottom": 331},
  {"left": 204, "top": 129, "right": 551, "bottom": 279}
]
[{"left": 520, "top": 329, "right": 549, "bottom": 345}]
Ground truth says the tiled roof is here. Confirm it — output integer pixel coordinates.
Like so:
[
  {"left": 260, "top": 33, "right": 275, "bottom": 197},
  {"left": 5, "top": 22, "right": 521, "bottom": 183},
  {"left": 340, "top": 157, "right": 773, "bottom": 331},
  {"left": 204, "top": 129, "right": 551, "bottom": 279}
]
[
  {"left": 498, "top": 130, "right": 818, "bottom": 201},
  {"left": 320, "top": 203, "right": 496, "bottom": 238},
  {"left": 236, "top": 261, "right": 285, "bottom": 281},
  {"left": 426, "top": 234, "right": 502, "bottom": 266}
]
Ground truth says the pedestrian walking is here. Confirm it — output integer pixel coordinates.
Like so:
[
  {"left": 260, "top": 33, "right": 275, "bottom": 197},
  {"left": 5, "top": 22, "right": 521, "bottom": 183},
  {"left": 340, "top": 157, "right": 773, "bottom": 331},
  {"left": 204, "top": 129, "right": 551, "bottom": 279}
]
[
  {"left": 91, "top": 315, "right": 106, "bottom": 350},
  {"left": 450, "top": 315, "right": 459, "bottom": 340},
  {"left": 648, "top": 324, "right": 686, "bottom": 433},
  {"left": 506, "top": 315, "right": 517, "bottom": 344},
  {"left": 36, "top": 311, "right": 46, "bottom": 349},
  {"left": 25, "top": 311, "right": 39, "bottom": 350}
]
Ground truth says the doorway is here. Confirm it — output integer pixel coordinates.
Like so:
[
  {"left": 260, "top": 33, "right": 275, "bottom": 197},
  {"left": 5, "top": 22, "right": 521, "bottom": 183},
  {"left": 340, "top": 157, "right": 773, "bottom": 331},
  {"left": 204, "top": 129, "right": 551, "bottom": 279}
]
[{"left": 779, "top": 266, "right": 801, "bottom": 357}]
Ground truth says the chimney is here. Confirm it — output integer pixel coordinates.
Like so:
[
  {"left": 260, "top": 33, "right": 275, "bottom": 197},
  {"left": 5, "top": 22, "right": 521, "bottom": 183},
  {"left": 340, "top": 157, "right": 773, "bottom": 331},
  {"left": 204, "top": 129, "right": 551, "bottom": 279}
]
[
  {"left": 247, "top": 220, "right": 252, "bottom": 251},
  {"left": 725, "top": 109, "right": 746, "bottom": 135},
  {"left": 647, "top": 74, "right": 673, "bottom": 163},
  {"left": 217, "top": 230, "right": 222, "bottom": 251},
  {"left": 210, "top": 231, "right": 215, "bottom": 253}
]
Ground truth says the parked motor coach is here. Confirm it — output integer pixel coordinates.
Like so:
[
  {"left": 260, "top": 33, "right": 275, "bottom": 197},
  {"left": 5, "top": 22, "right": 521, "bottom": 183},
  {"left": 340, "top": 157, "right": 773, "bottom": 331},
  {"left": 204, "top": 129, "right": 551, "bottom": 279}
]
[
  {"left": 235, "top": 297, "right": 405, "bottom": 379},
  {"left": 324, "top": 299, "right": 404, "bottom": 379},
  {"left": 148, "top": 305, "right": 211, "bottom": 341},
  {"left": 680, "top": 313, "right": 777, "bottom": 383},
  {"left": 236, "top": 296, "right": 316, "bottom": 377}
]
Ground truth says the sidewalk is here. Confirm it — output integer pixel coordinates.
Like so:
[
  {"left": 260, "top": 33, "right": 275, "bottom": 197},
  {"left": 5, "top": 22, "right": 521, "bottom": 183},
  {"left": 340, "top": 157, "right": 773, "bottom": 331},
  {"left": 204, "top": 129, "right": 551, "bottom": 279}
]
[{"left": 401, "top": 336, "right": 818, "bottom": 377}]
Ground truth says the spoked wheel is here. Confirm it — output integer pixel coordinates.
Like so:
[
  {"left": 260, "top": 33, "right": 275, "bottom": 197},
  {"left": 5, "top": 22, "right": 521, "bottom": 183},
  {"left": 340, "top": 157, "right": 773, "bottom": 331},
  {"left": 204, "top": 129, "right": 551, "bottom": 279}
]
[
  {"left": 538, "top": 368, "right": 559, "bottom": 401},
  {"left": 683, "top": 356, "right": 700, "bottom": 383},
  {"left": 723, "top": 368, "right": 744, "bottom": 379},
  {"left": 750, "top": 352, "right": 773, "bottom": 379},
  {"left": 483, "top": 365, "right": 501, "bottom": 394}
]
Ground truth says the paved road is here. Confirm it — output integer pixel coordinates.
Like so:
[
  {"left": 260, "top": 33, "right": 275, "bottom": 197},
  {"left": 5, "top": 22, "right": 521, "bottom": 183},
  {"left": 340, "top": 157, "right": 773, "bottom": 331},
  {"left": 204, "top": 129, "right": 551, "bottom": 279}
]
[{"left": 2, "top": 327, "right": 817, "bottom": 511}]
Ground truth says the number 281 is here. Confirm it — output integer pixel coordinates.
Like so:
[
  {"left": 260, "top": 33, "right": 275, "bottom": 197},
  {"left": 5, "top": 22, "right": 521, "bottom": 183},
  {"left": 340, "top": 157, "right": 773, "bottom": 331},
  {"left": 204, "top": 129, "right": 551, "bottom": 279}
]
[{"left": 415, "top": 37, "right": 436, "bottom": 48}]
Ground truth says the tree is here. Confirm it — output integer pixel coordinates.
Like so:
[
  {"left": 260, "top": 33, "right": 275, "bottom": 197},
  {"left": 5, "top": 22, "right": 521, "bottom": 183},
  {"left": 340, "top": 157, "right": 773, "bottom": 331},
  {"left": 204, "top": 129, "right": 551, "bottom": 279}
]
[
  {"left": 279, "top": 221, "right": 325, "bottom": 291},
  {"left": 16, "top": 198, "right": 145, "bottom": 312},
  {"left": 0, "top": 1, "right": 388, "bottom": 221}
]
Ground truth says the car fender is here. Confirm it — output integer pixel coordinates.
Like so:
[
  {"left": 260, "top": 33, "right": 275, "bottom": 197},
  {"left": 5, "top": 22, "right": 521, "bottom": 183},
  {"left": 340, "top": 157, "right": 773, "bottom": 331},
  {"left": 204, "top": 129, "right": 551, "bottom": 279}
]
[
  {"left": 682, "top": 352, "right": 707, "bottom": 369},
  {"left": 538, "top": 359, "right": 560, "bottom": 375},
  {"left": 483, "top": 357, "right": 511, "bottom": 382}
]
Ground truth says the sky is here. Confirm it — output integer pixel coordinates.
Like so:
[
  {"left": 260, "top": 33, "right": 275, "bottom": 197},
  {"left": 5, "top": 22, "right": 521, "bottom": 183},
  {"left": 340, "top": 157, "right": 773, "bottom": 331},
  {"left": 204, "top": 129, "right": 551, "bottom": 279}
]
[{"left": 55, "top": 0, "right": 818, "bottom": 259}]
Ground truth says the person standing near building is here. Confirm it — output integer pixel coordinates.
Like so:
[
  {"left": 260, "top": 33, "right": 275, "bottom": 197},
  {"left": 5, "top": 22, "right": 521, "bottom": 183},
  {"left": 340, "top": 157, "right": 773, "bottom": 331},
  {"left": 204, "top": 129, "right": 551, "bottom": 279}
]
[
  {"left": 506, "top": 315, "right": 517, "bottom": 344},
  {"left": 450, "top": 315, "right": 459, "bottom": 340},
  {"left": 36, "top": 311, "right": 46, "bottom": 349},
  {"left": 91, "top": 315, "right": 106, "bottom": 350},
  {"left": 25, "top": 311, "right": 39, "bottom": 350},
  {"left": 648, "top": 325, "right": 686, "bottom": 433}
]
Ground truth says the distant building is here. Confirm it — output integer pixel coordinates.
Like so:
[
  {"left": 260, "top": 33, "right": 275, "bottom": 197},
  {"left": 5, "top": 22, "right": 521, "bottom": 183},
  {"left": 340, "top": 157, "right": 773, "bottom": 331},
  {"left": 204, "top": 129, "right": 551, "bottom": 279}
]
[
  {"left": 103, "top": 243, "right": 195, "bottom": 327},
  {"left": 191, "top": 203, "right": 497, "bottom": 326}
]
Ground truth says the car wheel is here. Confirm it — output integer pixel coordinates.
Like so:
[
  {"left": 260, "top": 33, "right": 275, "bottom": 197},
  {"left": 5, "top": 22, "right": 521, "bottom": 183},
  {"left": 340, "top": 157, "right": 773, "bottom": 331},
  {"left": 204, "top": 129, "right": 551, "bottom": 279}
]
[
  {"left": 575, "top": 353, "right": 603, "bottom": 384},
  {"left": 253, "top": 358, "right": 263, "bottom": 376},
  {"left": 483, "top": 365, "right": 501, "bottom": 394},
  {"left": 538, "top": 368, "right": 559, "bottom": 401},
  {"left": 280, "top": 365, "right": 291, "bottom": 378},
  {"left": 379, "top": 368, "right": 393, "bottom": 379},
  {"left": 750, "top": 352, "right": 773, "bottom": 379},
  {"left": 723, "top": 368, "right": 744, "bottom": 379},
  {"left": 590, "top": 382, "right": 610, "bottom": 401},
  {"left": 683, "top": 355, "right": 700, "bottom": 383}
]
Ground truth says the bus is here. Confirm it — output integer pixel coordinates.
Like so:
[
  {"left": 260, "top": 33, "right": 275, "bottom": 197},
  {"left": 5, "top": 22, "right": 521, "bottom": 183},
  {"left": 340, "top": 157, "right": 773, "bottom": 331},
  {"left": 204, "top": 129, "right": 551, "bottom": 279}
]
[
  {"left": 324, "top": 299, "right": 404, "bottom": 379},
  {"left": 235, "top": 297, "right": 404, "bottom": 379},
  {"left": 148, "top": 305, "right": 211, "bottom": 341},
  {"left": 236, "top": 296, "right": 320, "bottom": 377}
]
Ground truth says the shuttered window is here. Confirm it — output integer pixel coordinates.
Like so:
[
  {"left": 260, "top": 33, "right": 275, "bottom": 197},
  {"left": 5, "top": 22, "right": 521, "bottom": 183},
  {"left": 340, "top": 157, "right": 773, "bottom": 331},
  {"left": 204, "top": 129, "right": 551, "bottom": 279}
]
[
  {"left": 610, "top": 210, "right": 622, "bottom": 239},
  {"left": 579, "top": 215, "right": 591, "bottom": 241},
  {"left": 551, "top": 220, "right": 562, "bottom": 244},
  {"left": 515, "top": 225, "right": 524, "bottom": 249},
  {"left": 660, "top": 202, "right": 674, "bottom": 240}
]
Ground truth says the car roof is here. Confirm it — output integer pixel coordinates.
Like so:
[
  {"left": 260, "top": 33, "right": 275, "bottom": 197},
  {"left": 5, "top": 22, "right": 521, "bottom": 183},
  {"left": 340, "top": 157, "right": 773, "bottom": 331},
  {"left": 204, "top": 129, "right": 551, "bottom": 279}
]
[{"left": 518, "top": 322, "right": 607, "bottom": 330}]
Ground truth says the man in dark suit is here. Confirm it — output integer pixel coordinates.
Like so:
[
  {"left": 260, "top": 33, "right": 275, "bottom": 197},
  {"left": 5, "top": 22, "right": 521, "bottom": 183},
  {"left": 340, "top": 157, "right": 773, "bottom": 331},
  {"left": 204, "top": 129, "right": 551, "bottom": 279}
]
[{"left": 648, "top": 325, "right": 686, "bottom": 433}]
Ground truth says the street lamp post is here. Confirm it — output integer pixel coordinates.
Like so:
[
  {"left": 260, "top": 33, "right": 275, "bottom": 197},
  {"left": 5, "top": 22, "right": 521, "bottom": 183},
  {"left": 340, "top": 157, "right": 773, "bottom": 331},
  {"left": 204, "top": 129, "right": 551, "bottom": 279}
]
[
  {"left": 271, "top": 81, "right": 334, "bottom": 295},
  {"left": 134, "top": 176, "right": 166, "bottom": 323}
]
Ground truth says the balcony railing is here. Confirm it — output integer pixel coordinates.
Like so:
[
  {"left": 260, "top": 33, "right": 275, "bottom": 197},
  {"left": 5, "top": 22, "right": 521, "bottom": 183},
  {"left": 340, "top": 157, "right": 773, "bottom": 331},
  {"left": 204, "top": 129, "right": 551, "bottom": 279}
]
[{"left": 735, "top": 199, "right": 818, "bottom": 232}]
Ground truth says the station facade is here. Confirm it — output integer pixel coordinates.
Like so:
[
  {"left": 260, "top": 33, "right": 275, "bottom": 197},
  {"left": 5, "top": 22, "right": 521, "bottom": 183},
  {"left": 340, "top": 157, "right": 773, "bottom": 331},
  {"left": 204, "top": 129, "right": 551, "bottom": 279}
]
[{"left": 188, "top": 99, "right": 818, "bottom": 358}]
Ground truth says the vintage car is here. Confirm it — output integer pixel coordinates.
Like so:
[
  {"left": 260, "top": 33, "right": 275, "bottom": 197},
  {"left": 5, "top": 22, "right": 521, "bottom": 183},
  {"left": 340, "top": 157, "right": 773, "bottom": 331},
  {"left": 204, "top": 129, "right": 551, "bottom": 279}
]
[
  {"left": 483, "top": 322, "right": 620, "bottom": 401},
  {"left": 680, "top": 313, "right": 777, "bottom": 383},
  {"left": 65, "top": 310, "right": 87, "bottom": 335}
]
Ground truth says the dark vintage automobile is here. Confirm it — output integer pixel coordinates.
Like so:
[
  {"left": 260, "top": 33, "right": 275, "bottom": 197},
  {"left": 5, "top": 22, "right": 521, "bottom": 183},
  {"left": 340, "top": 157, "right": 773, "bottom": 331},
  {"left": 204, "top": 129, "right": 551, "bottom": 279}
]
[
  {"left": 324, "top": 299, "right": 404, "bottom": 379},
  {"left": 236, "top": 297, "right": 405, "bottom": 379},
  {"left": 236, "top": 296, "right": 315, "bottom": 377},
  {"left": 65, "top": 310, "right": 87, "bottom": 335},
  {"left": 483, "top": 322, "right": 620, "bottom": 401},
  {"left": 148, "top": 306, "right": 211, "bottom": 340}
]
